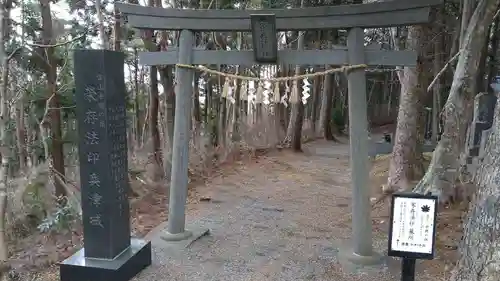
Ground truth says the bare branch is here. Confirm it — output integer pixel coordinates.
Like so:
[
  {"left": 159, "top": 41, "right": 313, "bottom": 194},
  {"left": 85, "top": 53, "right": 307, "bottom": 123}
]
[
  {"left": 6, "top": 47, "right": 22, "bottom": 62},
  {"left": 427, "top": 51, "right": 461, "bottom": 93},
  {"left": 24, "top": 33, "right": 86, "bottom": 51}
]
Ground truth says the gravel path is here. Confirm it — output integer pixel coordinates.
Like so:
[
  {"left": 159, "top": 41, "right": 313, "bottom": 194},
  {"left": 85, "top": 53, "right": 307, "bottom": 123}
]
[{"left": 132, "top": 139, "right": 438, "bottom": 281}]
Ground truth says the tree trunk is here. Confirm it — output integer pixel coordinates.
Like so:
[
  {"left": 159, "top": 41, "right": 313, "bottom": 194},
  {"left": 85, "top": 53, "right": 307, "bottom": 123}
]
[
  {"left": 474, "top": 25, "right": 491, "bottom": 93},
  {"left": 413, "top": 0, "right": 500, "bottom": 203},
  {"left": 385, "top": 25, "right": 428, "bottom": 192},
  {"left": 321, "top": 71, "right": 336, "bottom": 140},
  {"left": 450, "top": 93, "right": 500, "bottom": 281},
  {"left": 460, "top": 0, "right": 476, "bottom": 46},
  {"left": 159, "top": 66, "right": 175, "bottom": 178},
  {"left": 95, "top": 0, "right": 108, "bottom": 49},
  {"left": 16, "top": 100, "right": 27, "bottom": 171},
  {"left": 292, "top": 84, "right": 305, "bottom": 151},
  {"left": 232, "top": 65, "right": 243, "bottom": 142},
  {"left": 133, "top": 48, "right": 141, "bottom": 147},
  {"left": 219, "top": 94, "right": 228, "bottom": 146},
  {"left": 432, "top": 6, "right": 444, "bottom": 144},
  {"left": 149, "top": 66, "right": 162, "bottom": 180},
  {"left": 0, "top": 0, "right": 13, "bottom": 263},
  {"left": 310, "top": 73, "right": 321, "bottom": 132},
  {"left": 211, "top": 79, "right": 220, "bottom": 147},
  {"left": 291, "top": 0, "right": 306, "bottom": 151},
  {"left": 40, "top": 0, "right": 66, "bottom": 199},
  {"left": 486, "top": 14, "right": 500, "bottom": 86},
  {"left": 112, "top": 2, "right": 121, "bottom": 51},
  {"left": 318, "top": 39, "right": 336, "bottom": 139},
  {"left": 193, "top": 72, "right": 202, "bottom": 124}
]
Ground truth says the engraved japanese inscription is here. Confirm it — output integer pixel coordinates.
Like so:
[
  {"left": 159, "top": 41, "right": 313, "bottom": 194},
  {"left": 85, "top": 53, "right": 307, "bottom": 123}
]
[
  {"left": 107, "top": 104, "right": 129, "bottom": 216},
  {"left": 79, "top": 74, "right": 106, "bottom": 232}
]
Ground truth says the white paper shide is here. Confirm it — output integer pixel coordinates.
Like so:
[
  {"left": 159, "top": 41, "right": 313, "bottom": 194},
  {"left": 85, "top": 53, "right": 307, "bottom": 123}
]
[{"left": 390, "top": 197, "right": 436, "bottom": 254}]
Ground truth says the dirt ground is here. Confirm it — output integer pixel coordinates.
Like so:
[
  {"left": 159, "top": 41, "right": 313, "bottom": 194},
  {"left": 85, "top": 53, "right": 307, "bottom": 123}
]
[{"left": 13, "top": 137, "right": 465, "bottom": 280}]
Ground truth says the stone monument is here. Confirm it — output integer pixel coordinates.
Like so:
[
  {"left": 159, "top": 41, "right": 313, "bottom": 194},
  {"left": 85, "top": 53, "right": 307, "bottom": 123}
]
[{"left": 59, "top": 49, "right": 152, "bottom": 281}]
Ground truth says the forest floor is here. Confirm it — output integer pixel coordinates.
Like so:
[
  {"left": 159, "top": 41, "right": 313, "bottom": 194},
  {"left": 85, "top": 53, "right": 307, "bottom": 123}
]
[{"left": 12, "top": 135, "right": 465, "bottom": 281}]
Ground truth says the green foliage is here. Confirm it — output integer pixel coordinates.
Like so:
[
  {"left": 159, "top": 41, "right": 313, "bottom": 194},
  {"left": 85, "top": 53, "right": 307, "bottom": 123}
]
[
  {"left": 24, "top": 182, "right": 47, "bottom": 223},
  {"left": 260, "top": 0, "right": 289, "bottom": 8},
  {"left": 37, "top": 199, "right": 76, "bottom": 233}
]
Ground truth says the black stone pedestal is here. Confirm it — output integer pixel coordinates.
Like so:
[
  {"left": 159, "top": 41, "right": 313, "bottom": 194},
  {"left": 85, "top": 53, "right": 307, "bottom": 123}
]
[{"left": 59, "top": 238, "right": 152, "bottom": 281}]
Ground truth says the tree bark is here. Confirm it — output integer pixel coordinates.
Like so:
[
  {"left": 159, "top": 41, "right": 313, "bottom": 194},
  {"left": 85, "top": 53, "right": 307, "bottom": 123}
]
[
  {"left": 460, "top": 0, "right": 476, "bottom": 46},
  {"left": 385, "top": 25, "right": 427, "bottom": 192},
  {"left": 95, "top": 0, "right": 108, "bottom": 49},
  {"left": 413, "top": 0, "right": 500, "bottom": 203},
  {"left": 0, "top": 0, "right": 13, "bottom": 262},
  {"left": 159, "top": 66, "right": 175, "bottom": 178},
  {"left": 232, "top": 65, "right": 243, "bottom": 143},
  {"left": 112, "top": 2, "right": 121, "bottom": 51},
  {"left": 310, "top": 72, "right": 321, "bottom": 132},
  {"left": 149, "top": 66, "right": 162, "bottom": 180},
  {"left": 474, "top": 24, "right": 491, "bottom": 93},
  {"left": 432, "top": 5, "right": 444, "bottom": 144},
  {"left": 15, "top": 99, "right": 27, "bottom": 171},
  {"left": 450, "top": 94, "right": 500, "bottom": 281},
  {"left": 153, "top": 0, "right": 176, "bottom": 178},
  {"left": 133, "top": 47, "right": 141, "bottom": 147},
  {"left": 291, "top": 0, "right": 306, "bottom": 151},
  {"left": 193, "top": 72, "right": 202, "bottom": 124},
  {"left": 322, "top": 71, "right": 337, "bottom": 140},
  {"left": 486, "top": 14, "right": 500, "bottom": 87},
  {"left": 40, "top": 0, "right": 66, "bottom": 199}
]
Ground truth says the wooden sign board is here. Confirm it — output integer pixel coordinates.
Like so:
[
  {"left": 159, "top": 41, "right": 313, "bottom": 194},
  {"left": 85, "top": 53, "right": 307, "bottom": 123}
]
[
  {"left": 387, "top": 193, "right": 438, "bottom": 260},
  {"left": 250, "top": 14, "right": 278, "bottom": 64}
]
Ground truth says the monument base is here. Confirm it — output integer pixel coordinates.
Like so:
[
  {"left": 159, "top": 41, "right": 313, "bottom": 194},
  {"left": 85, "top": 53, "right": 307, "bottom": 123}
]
[{"left": 59, "top": 238, "right": 151, "bottom": 281}]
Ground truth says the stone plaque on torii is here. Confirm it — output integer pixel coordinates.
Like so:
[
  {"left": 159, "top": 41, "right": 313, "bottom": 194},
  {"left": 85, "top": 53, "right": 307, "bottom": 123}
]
[{"left": 116, "top": 0, "right": 441, "bottom": 267}]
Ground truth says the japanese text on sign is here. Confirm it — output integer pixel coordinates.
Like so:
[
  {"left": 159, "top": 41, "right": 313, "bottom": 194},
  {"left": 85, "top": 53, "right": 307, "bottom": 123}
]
[{"left": 390, "top": 196, "right": 436, "bottom": 254}]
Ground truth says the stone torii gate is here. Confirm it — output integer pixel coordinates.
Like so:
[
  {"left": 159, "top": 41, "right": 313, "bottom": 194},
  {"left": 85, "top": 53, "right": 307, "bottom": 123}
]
[{"left": 117, "top": 0, "right": 441, "bottom": 264}]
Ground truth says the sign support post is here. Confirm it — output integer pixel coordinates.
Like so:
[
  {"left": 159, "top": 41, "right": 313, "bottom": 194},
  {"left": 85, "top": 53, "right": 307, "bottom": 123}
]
[{"left": 401, "top": 258, "right": 416, "bottom": 281}]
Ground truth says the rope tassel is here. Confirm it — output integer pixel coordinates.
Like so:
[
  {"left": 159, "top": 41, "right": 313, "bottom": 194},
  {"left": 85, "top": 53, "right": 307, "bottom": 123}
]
[
  {"left": 273, "top": 82, "right": 280, "bottom": 103},
  {"left": 302, "top": 78, "right": 311, "bottom": 104},
  {"left": 255, "top": 82, "right": 264, "bottom": 104},
  {"left": 171, "top": 64, "right": 368, "bottom": 107},
  {"left": 221, "top": 78, "right": 230, "bottom": 98},
  {"left": 240, "top": 81, "right": 248, "bottom": 100},
  {"left": 290, "top": 81, "right": 299, "bottom": 104},
  {"left": 263, "top": 80, "right": 271, "bottom": 105},
  {"left": 175, "top": 63, "right": 367, "bottom": 82}
]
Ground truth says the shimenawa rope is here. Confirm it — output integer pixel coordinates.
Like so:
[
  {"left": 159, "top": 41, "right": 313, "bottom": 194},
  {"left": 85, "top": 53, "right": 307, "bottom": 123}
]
[{"left": 175, "top": 63, "right": 368, "bottom": 81}]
